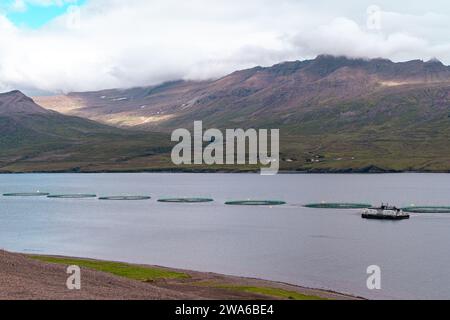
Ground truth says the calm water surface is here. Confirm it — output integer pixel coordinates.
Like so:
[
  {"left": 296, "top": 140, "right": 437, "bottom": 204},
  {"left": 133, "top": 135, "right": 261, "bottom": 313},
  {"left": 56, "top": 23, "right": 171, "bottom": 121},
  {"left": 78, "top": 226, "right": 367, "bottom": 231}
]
[{"left": 0, "top": 173, "right": 449, "bottom": 299}]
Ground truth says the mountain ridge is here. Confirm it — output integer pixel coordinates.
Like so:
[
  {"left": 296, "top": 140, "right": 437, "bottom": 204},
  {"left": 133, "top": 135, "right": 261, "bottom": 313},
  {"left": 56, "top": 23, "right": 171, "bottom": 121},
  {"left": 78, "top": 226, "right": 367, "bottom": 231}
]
[
  {"left": 0, "top": 90, "right": 172, "bottom": 173},
  {"left": 34, "top": 55, "right": 450, "bottom": 131},
  {"left": 0, "top": 90, "right": 53, "bottom": 116},
  {"left": 4, "top": 55, "right": 450, "bottom": 172}
]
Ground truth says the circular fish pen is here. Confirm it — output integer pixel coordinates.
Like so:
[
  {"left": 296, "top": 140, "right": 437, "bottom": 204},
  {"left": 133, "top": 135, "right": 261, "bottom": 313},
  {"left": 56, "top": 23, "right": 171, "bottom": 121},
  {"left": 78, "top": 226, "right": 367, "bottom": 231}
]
[
  {"left": 158, "top": 198, "right": 214, "bottom": 203},
  {"left": 3, "top": 192, "right": 50, "bottom": 197},
  {"left": 47, "top": 194, "right": 97, "bottom": 199},
  {"left": 99, "top": 196, "right": 151, "bottom": 201},
  {"left": 402, "top": 206, "right": 450, "bottom": 214},
  {"left": 225, "top": 200, "right": 286, "bottom": 206},
  {"left": 304, "top": 203, "right": 372, "bottom": 209}
]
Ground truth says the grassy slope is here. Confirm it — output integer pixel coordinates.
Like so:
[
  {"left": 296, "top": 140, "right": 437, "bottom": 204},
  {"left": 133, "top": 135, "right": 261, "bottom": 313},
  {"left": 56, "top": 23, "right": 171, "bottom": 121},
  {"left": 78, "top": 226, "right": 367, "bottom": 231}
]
[
  {"left": 31, "top": 256, "right": 188, "bottom": 281},
  {"left": 3, "top": 83, "right": 450, "bottom": 173},
  {"left": 217, "top": 286, "right": 326, "bottom": 300},
  {"left": 0, "top": 112, "right": 173, "bottom": 173},
  {"left": 4, "top": 135, "right": 450, "bottom": 173},
  {"left": 30, "top": 256, "right": 325, "bottom": 300},
  {"left": 197, "top": 282, "right": 327, "bottom": 300}
]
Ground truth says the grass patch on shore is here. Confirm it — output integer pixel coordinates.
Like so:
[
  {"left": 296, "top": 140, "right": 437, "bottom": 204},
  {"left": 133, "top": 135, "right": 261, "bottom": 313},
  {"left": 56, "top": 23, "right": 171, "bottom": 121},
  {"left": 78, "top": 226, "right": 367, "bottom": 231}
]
[
  {"left": 220, "top": 286, "right": 327, "bottom": 300},
  {"left": 30, "top": 256, "right": 189, "bottom": 282},
  {"left": 198, "top": 282, "right": 326, "bottom": 300}
]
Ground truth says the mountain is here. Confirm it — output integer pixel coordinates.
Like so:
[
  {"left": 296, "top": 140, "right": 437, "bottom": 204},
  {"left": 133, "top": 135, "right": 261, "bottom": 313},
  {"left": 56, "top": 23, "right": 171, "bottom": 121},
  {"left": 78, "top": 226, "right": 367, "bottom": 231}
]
[
  {"left": 0, "top": 90, "right": 170, "bottom": 173},
  {"left": 34, "top": 55, "right": 450, "bottom": 172},
  {"left": 35, "top": 55, "right": 450, "bottom": 131},
  {"left": 0, "top": 90, "right": 51, "bottom": 115},
  {"left": 0, "top": 90, "right": 119, "bottom": 147}
]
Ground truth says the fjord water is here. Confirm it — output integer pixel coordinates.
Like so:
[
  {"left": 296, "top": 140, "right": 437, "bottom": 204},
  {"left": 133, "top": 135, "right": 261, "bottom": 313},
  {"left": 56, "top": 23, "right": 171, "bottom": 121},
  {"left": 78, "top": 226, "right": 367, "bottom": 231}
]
[{"left": 0, "top": 173, "right": 449, "bottom": 299}]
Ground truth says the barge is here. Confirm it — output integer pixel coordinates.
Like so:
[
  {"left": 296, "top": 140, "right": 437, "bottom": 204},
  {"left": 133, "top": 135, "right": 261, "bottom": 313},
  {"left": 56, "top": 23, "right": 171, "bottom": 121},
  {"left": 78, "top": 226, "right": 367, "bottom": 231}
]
[{"left": 362, "top": 204, "right": 410, "bottom": 220}]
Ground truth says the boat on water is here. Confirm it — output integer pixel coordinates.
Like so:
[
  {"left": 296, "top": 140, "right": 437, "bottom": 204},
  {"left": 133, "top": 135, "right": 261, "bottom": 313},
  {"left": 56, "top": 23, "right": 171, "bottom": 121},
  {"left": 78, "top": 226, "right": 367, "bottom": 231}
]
[{"left": 362, "top": 204, "right": 410, "bottom": 220}]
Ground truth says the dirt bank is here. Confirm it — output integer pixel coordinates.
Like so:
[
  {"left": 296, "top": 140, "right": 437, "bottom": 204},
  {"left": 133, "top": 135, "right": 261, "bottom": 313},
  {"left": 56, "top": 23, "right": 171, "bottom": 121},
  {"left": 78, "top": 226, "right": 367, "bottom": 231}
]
[{"left": 0, "top": 250, "right": 359, "bottom": 300}]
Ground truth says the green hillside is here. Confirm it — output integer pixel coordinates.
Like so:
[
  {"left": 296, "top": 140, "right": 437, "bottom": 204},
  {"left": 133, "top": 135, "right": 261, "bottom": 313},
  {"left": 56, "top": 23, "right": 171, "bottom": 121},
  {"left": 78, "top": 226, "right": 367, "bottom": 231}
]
[{"left": 5, "top": 56, "right": 450, "bottom": 173}]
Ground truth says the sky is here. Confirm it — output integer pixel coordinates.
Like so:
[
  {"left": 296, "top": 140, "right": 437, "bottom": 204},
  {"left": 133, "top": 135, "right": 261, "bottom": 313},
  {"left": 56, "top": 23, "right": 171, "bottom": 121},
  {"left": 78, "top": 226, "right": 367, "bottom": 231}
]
[
  {"left": 3, "top": 0, "right": 86, "bottom": 28},
  {"left": 0, "top": 0, "right": 449, "bottom": 94}
]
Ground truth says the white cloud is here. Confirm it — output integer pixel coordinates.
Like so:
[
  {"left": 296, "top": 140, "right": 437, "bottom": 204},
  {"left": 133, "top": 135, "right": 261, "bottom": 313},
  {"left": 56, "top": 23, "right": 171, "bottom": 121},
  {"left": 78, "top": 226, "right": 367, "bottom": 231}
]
[
  {"left": 0, "top": 0, "right": 449, "bottom": 93},
  {"left": 10, "top": 0, "right": 27, "bottom": 12},
  {"left": 8, "top": 0, "right": 78, "bottom": 13}
]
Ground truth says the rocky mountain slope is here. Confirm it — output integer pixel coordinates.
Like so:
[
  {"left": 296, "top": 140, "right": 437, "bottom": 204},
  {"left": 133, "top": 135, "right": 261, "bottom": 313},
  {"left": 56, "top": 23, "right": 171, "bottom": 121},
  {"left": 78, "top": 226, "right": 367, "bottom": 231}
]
[
  {"left": 33, "top": 55, "right": 450, "bottom": 172},
  {"left": 0, "top": 90, "right": 170, "bottom": 173},
  {"left": 35, "top": 55, "right": 450, "bottom": 132}
]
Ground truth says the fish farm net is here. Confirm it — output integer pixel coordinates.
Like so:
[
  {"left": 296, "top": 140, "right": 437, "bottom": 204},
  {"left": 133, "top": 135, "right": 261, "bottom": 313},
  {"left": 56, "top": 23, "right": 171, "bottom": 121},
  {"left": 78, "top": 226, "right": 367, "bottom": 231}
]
[
  {"left": 402, "top": 207, "right": 450, "bottom": 214},
  {"left": 99, "top": 196, "right": 151, "bottom": 201},
  {"left": 3, "top": 192, "right": 50, "bottom": 197},
  {"left": 304, "top": 203, "right": 372, "bottom": 209},
  {"left": 47, "top": 194, "right": 97, "bottom": 199},
  {"left": 158, "top": 198, "right": 214, "bottom": 203},
  {"left": 225, "top": 200, "right": 286, "bottom": 206}
]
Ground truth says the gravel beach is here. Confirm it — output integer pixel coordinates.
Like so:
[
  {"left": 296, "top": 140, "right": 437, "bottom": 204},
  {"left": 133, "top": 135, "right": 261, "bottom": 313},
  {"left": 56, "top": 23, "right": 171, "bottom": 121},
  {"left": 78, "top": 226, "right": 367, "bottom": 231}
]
[{"left": 0, "top": 250, "right": 358, "bottom": 300}]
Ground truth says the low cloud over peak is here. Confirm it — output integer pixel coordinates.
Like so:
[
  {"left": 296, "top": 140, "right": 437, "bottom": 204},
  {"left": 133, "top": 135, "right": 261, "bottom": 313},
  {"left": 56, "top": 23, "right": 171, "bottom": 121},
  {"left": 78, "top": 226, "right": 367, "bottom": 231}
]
[{"left": 0, "top": 0, "right": 449, "bottom": 93}]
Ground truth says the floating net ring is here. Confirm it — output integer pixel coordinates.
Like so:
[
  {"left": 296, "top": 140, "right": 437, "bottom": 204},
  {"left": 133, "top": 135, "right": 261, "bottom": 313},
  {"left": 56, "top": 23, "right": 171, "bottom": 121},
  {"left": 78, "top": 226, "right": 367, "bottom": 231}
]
[
  {"left": 402, "top": 207, "right": 450, "bottom": 214},
  {"left": 304, "top": 203, "right": 372, "bottom": 209},
  {"left": 158, "top": 198, "right": 214, "bottom": 203},
  {"left": 3, "top": 192, "right": 50, "bottom": 197},
  {"left": 99, "top": 196, "right": 151, "bottom": 201},
  {"left": 225, "top": 200, "right": 286, "bottom": 206},
  {"left": 47, "top": 194, "right": 97, "bottom": 199}
]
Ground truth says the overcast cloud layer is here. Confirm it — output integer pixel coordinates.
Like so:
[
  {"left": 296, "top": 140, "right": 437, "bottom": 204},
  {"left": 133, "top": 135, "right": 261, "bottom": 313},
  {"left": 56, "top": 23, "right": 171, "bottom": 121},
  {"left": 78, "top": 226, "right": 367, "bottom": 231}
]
[{"left": 0, "top": 0, "right": 450, "bottom": 93}]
